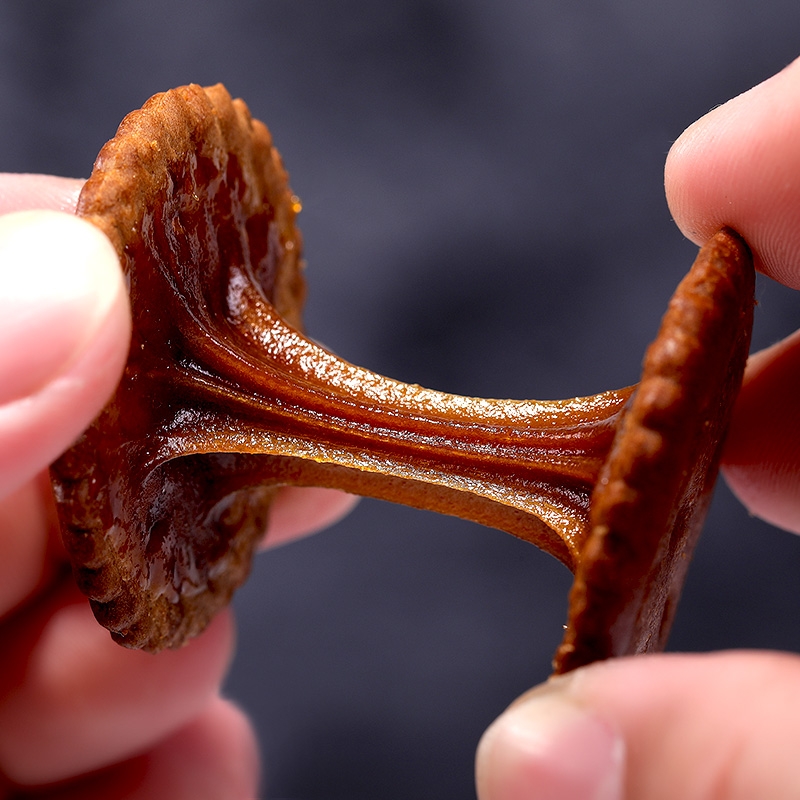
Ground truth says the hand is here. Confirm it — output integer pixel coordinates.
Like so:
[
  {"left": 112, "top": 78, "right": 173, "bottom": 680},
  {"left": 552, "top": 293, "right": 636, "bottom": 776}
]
[
  {"left": 0, "top": 175, "right": 355, "bottom": 798},
  {"left": 475, "top": 58, "right": 800, "bottom": 800}
]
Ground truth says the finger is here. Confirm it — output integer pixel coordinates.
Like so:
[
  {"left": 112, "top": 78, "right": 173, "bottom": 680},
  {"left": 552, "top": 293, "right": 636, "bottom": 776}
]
[
  {"left": 476, "top": 651, "right": 800, "bottom": 800},
  {"left": 721, "top": 329, "right": 800, "bottom": 533},
  {"left": 263, "top": 486, "right": 359, "bottom": 549},
  {"left": 20, "top": 697, "right": 260, "bottom": 800},
  {"left": 119, "top": 698, "right": 260, "bottom": 800},
  {"left": 665, "top": 61, "right": 800, "bottom": 533},
  {"left": 0, "top": 211, "right": 131, "bottom": 498},
  {"left": 0, "top": 583, "right": 235, "bottom": 787},
  {"left": 0, "top": 209, "right": 129, "bottom": 616},
  {"left": 0, "top": 173, "right": 83, "bottom": 215},
  {"left": 665, "top": 55, "right": 800, "bottom": 289},
  {"left": 0, "top": 473, "right": 61, "bottom": 619}
]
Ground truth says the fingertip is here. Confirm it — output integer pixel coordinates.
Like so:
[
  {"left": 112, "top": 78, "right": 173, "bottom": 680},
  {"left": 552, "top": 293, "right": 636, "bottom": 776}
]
[
  {"left": 476, "top": 686, "right": 624, "bottom": 800},
  {"left": 665, "top": 56, "right": 800, "bottom": 288},
  {"left": 0, "top": 211, "right": 130, "bottom": 496},
  {"left": 0, "top": 211, "right": 127, "bottom": 403}
]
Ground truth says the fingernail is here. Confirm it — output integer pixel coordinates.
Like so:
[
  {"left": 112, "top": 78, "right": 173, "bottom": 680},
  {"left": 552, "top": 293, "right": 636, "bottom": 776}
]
[
  {"left": 0, "top": 211, "right": 123, "bottom": 405},
  {"left": 476, "top": 680, "right": 625, "bottom": 800}
]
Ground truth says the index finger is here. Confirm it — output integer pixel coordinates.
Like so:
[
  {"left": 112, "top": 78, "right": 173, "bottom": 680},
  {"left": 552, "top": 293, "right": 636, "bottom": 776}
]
[{"left": 665, "top": 56, "right": 800, "bottom": 289}]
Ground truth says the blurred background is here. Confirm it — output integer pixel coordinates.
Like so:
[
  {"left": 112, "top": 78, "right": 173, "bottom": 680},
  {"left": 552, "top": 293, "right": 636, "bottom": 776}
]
[{"left": 2, "top": 1, "right": 799, "bottom": 797}]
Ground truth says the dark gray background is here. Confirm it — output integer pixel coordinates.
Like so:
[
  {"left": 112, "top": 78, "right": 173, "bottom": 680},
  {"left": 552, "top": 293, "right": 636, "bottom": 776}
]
[{"left": 2, "top": 2, "right": 799, "bottom": 798}]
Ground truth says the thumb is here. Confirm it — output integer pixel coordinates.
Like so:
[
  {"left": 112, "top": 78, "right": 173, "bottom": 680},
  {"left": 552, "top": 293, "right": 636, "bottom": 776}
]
[
  {"left": 476, "top": 651, "right": 800, "bottom": 800},
  {"left": 0, "top": 210, "right": 130, "bottom": 498}
]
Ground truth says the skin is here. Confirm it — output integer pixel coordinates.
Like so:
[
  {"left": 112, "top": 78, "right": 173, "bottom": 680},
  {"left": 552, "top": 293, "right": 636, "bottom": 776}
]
[
  {"left": 2, "top": 53, "right": 800, "bottom": 798},
  {"left": 0, "top": 180, "right": 356, "bottom": 797},
  {"left": 475, "top": 56, "right": 800, "bottom": 799}
]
